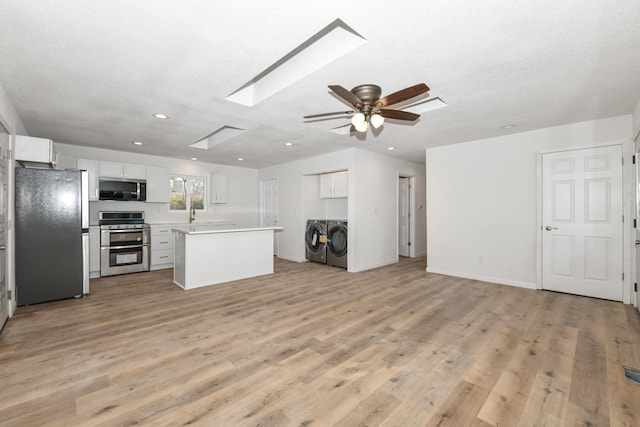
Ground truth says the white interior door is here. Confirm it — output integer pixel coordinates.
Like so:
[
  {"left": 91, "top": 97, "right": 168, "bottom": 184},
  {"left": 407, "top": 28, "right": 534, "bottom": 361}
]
[
  {"left": 542, "top": 145, "right": 623, "bottom": 301},
  {"left": 260, "top": 179, "right": 279, "bottom": 256},
  {"left": 0, "top": 124, "right": 8, "bottom": 330},
  {"left": 635, "top": 138, "right": 640, "bottom": 314},
  {"left": 399, "top": 177, "right": 410, "bottom": 257}
]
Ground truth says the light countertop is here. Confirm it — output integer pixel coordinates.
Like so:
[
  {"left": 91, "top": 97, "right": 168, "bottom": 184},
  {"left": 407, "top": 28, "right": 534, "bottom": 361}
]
[
  {"left": 172, "top": 224, "right": 283, "bottom": 235},
  {"left": 149, "top": 221, "right": 235, "bottom": 226}
]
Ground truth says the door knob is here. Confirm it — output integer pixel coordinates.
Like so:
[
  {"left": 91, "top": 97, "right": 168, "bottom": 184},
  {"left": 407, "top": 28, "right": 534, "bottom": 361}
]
[{"left": 545, "top": 226, "right": 558, "bottom": 231}]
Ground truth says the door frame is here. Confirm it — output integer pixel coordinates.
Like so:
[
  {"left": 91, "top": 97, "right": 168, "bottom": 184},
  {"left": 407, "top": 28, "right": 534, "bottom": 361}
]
[
  {"left": 398, "top": 176, "right": 411, "bottom": 257},
  {"left": 397, "top": 174, "right": 416, "bottom": 258},
  {"left": 634, "top": 129, "right": 640, "bottom": 312},
  {"left": 0, "top": 113, "right": 14, "bottom": 321},
  {"left": 259, "top": 178, "right": 279, "bottom": 256},
  {"left": 536, "top": 141, "right": 634, "bottom": 304}
]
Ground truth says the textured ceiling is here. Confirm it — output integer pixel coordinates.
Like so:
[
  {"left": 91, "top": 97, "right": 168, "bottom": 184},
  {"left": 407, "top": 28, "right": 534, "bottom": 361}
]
[{"left": 1, "top": 0, "right": 639, "bottom": 168}]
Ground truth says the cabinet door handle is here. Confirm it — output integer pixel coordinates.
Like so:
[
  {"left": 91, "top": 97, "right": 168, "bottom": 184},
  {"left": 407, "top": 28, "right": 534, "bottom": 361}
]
[
  {"left": 160, "top": 241, "right": 169, "bottom": 244},
  {"left": 159, "top": 256, "right": 169, "bottom": 259}
]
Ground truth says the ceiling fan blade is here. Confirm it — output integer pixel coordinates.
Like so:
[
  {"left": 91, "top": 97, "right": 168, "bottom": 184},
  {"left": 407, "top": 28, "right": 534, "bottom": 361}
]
[
  {"left": 377, "top": 83, "right": 430, "bottom": 108},
  {"left": 303, "top": 110, "right": 354, "bottom": 119},
  {"left": 328, "top": 85, "right": 363, "bottom": 108},
  {"left": 378, "top": 109, "right": 420, "bottom": 121}
]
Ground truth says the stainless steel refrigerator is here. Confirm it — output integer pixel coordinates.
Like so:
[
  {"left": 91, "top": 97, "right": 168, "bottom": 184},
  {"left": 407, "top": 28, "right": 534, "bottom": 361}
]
[{"left": 15, "top": 168, "right": 89, "bottom": 305}]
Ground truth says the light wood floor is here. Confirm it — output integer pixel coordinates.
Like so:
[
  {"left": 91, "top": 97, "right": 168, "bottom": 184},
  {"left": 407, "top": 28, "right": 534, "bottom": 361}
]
[{"left": 1, "top": 257, "right": 639, "bottom": 426}]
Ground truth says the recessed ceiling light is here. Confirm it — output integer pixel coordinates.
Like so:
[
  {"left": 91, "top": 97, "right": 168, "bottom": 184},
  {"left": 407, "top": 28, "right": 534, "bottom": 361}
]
[
  {"left": 132, "top": 141, "right": 143, "bottom": 146},
  {"left": 502, "top": 124, "right": 516, "bottom": 129},
  {"left": 237, "top": 157, "right": 244, "bottom": 161},
  {"left": 284, "top": 142, "right": 293, "bottom": 146},
  {"left": 153, "top": 113, "right": 169, "bottom": 119},
  {"left": 387, "top": 147, "right": 395, "bottom": 151},
  {"left": 191, "top": 157, "right": 198, "bottom": 161}
]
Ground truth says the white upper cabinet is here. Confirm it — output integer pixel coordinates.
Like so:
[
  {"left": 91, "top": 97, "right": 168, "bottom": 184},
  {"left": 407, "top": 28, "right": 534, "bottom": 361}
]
[
  {"left": 210, "top": 172, "right": 227, "bottom": 204},
  {"left": 15, "top": 135, "right": 56, "bottom": 167},
  {"left": 145, "top": 165, "right": 170, "bottom": 203},
  {"left": 99, "top": 161, "right": 146, "bottom": 179},
  {"left": 77, "top": 158, "right": 99, "bottom": 201},
  {"left": 320, "top": 171, "right": 348, "bottom": 198}
]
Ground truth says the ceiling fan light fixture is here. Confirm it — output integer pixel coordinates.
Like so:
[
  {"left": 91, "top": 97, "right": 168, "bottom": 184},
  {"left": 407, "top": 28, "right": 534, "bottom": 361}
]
[
  {"left": 370, "top": 113, "right": 384, "bottom": 129},
  {"left": 351, "top": 112, "right": 365, "bottom": 126},
  {"left": 354, "top": 121, "right": 368, "bottom": 133}
]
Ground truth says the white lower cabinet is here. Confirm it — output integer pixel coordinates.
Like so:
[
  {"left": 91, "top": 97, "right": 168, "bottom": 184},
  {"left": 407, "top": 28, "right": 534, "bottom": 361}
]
[
  {"left": 89, "top": 226, "right": 101, "bottom": 278},
  {"left": 150, "top": 225, "right": 175, "bottom": 270}
]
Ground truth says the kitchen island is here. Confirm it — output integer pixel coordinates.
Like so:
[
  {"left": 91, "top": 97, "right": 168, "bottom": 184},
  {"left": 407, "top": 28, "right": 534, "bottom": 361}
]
[{"left": 172, "top": 224, "right": 283, "bottom": 289}]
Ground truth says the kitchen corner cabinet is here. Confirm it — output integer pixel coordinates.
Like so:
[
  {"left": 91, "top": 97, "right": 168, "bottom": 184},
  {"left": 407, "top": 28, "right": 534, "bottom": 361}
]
[
  {"left": 77, "top": 158, "right": 99, "bottom": 201},
  {"left": 320, "top": 171, "right": 348, "bottom": 198},
  {"left": 89, "top": 226, "right": 101, "bottom": 278},
  {"left": 99, "top": 161, "right": 146, "bottom": 179},
  {"left": 145, "top": 165, "right": 170, "bottom": 203},
  {"left": 210, "top": 172, "right": 227, "bottom": 204},
  {"left": 150, "top": 225, "right": 174, "bottom": 270}
]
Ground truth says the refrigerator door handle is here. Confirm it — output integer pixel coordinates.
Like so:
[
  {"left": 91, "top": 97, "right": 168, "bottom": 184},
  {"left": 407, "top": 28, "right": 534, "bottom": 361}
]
[
  {"left": 81, "top": 170, "right": 89, "bottom": 229},
  {"left": 82, "top": 233, "right": 90, "bottom": 295}
]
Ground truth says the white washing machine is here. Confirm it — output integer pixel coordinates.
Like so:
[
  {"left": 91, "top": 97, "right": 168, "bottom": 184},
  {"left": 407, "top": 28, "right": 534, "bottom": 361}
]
[
  {"left": 326, "top": 220, "right": 347, "bottom": 269},
  {"left": 305, "top": 219, "right": 327, "bottom": 264}
]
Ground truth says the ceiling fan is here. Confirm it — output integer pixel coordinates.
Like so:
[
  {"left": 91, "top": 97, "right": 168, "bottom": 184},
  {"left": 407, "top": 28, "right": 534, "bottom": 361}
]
[{"left": 304, "top": 83, "right": 430, "bottom": 133}]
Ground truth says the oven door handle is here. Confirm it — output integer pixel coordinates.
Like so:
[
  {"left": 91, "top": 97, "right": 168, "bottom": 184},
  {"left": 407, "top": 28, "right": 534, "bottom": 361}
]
[
  {"left": 104, "top": 229, "right": 146, "bottom": 233},
  {"left": 104, "top": 244, "right": 145, "bottom": 250}
]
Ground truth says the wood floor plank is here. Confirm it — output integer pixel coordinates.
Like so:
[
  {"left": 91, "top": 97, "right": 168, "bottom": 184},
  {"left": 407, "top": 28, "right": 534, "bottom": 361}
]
[
  {"left": 0, "top": 257, "right": 638, "bottom": 426},
  {"left": 424, "top": 380, "right": 491, "bottom": 427}
]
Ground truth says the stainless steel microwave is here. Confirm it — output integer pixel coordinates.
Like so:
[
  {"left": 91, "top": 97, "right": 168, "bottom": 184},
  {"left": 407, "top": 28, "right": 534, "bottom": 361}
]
[{"left": 99, "top": 178, "right": 147, "bottom": 201}]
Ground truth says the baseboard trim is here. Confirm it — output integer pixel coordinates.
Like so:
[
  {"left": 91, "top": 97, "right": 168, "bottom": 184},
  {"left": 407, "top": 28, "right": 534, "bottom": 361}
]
[
  {"left": 277, "top": 255, "right": 307, "bottom": 263},
  {"left": 425, "top": 267, "right": 536, "bottom": 290},
  {"left": 350, "top": 259, "right": 398, "bottom": 273}
]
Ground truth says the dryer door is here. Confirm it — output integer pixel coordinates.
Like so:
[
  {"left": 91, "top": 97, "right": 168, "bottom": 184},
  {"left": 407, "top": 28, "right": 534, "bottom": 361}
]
[{"left": 327, "top": 224, "right": 347, "bottom": 257}]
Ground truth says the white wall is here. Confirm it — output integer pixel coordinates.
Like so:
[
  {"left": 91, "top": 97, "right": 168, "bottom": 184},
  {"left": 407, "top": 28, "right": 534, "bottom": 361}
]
[
  {"left": 426, "top": 115, "right": 633, "bottom": 294},
  {"left": 258, "top": 147, "right": 426, "bottom": 272},
  {"left": 634, "top": 98, "right": 640, "bottom": 141},
  {"left": 54, "top": 143, "right": 260, "bottom": 226},
  {"left": 0, "top": 81, "right": 26, "bottom": 136}
]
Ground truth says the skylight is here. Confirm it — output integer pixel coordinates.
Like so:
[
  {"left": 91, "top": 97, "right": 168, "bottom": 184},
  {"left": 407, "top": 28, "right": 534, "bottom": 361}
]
[
  {"left": 190, "top": 126, "right": 246, "bottom": 149},
  {"left": 401, "top": 97, "right": 448, "bottom": 114},
  {"left": 225, "top": 19, "right": 367, "bottom": 107}
]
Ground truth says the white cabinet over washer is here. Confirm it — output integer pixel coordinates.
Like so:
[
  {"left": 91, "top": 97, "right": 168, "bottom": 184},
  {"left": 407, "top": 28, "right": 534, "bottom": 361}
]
[{"left": 320, "top": 170, "right": 348, "bottom": 198}]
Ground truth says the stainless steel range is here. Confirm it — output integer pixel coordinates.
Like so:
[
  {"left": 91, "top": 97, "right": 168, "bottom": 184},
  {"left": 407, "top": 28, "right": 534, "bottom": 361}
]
[{"left": 99, "top": 211, "right": 150, "bottom": 276}]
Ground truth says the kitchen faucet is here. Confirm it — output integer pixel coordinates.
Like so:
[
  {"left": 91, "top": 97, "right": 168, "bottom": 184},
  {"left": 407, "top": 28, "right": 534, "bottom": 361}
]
[{"left": 189, "top": 206, "right": 196, "bottom": 223}]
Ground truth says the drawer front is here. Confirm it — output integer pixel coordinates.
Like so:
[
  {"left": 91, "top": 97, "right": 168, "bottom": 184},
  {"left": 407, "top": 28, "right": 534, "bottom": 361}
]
[
  {"left": 150, "top": 226, "right": 173, "bottom": 234},
  {"left": 151, "top": 248, "right": 174, "bottom": 266},
  {"left": 151, "top": 234, "right": 174, "bottom": 251}
]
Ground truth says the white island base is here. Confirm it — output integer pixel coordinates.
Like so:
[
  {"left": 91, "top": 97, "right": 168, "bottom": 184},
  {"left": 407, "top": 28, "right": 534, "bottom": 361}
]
[{"left": 173, "top": 225, "right": 283, "bottom": 290}]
